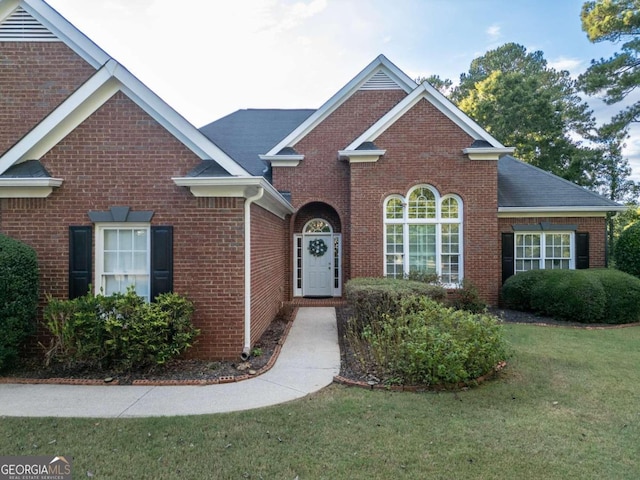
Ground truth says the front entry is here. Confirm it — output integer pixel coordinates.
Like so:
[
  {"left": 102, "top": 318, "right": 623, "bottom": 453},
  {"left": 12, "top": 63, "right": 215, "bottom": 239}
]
[
  {"left": 294, "top": 218, "right": 342, "bottom": 297},
  {"left": 303, "top": 234, "right": 333, "bottom": 296}
]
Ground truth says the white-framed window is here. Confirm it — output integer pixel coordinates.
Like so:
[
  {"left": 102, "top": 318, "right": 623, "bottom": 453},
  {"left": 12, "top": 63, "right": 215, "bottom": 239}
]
[
  {"left": 384, "top": 185, "right": 463, "bottom": 285},
  {"left": 515, "top": 232, "right": 574, "bottom": 273},
  {"left": 95, "top": 224, "right": 151, "bottom": 300}
]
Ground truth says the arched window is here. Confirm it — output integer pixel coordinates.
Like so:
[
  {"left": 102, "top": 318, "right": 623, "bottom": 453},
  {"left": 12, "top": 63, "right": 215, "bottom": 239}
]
[
  {"left": 383, "top": 186, "right": 463, "bottom": 285},
  {"left": 304, "top": 219, "right": 332, "bottom": 233}
]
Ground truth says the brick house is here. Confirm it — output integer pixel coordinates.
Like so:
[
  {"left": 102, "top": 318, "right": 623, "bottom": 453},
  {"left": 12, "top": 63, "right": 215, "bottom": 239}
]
[{"left": 0, "top": 0, "right": 623, "bottom": 360}]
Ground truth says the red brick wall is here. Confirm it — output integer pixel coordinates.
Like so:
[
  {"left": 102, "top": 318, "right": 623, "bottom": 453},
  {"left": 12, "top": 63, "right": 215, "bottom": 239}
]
[
  {"left": 349, "top": 98, "right": 500, "bottom": 304},
  {"left": 0, "top": 42, "right": 95, "bottom": 155},
  {"left": 273, "top": 89, "right": 407, "bottom": 297},
  {"left": 250, "top": 204, "right": 288, "bottom": 346},
  {"left": 0, "top": 92, "right": 247, "bottom": 360},
  {"left": 499, "top": 216, "right": 608, "bottom": 269}
]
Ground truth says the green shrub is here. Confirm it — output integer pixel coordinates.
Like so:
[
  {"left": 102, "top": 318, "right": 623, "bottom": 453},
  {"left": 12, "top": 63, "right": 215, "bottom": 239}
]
[
  {"left": 614, "top": 221, "right": 640, "bottom": 278},
  {"left": 501, "top": 268, "right": 640, "bottom": 324},
  {"left": 42, "top": 288, "right": 199, "bottom": 371},
  {"left": 348, "top": 297, "right": 508, "bottom": 386},
  {"left": 501, "top": 269, "right": 546, "bottom": 311},
  {"left": 345, "top": 277, "right": 446, "bottom": 329},
  {"left": 448, "top": 279, "right": 487, "bottom": 313},
  {"left": 530, "top": 270, "right": 606, "bottom": 323},
  {"left": 589, "top": 269, "right": 640, "bottom": 324},
  {"left": 0, "top": 235, "right": 39, "bottom": 371}
]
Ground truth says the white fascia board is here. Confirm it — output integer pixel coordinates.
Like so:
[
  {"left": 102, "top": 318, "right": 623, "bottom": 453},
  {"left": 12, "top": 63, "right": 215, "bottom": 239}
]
[
  {"left": 21, "top": 0, "right": 110, "bottom": 68},
  {"left": 343, "top": 82, "right": 506, "bottom": 151},
  {"left": 114, "top": 66, "right": 250, "bottom": 177},
  {"left": 462, "top": 147, "right": 515, "bottom": 160},
  {"left": 0, "top": 177, "right": 63, "bottom": 198},
  {"left": 337, "top": 149, "right": 386, "bottom": 163},
  {"left": 259, "top": 154, "right": 304, "bottom": 167},
  {"left": 0, "top": 58, "right": 249, "bottom": 178},
  {"left": 172, "top": 176, "right": 294, "bottom": 219},
  {"left": 344, "top": 86, "right": 426, "bottom": 150},
  {"left": 0, "top": 62, "right": 120, "bottom": 175},
  {"left": 421, "top": 82, "right": 505, "bottom": 147},
  {"left": 264, "top": 55, "right": 417, "bottom": 157},
  {"left": 498, "top": 206, "right": 626, "bottom": 215}
]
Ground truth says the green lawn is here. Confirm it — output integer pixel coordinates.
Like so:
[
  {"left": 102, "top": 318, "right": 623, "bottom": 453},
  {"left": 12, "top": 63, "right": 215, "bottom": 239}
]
[{"left": 1, "top": 324, "right": 638, "bottom": 479}]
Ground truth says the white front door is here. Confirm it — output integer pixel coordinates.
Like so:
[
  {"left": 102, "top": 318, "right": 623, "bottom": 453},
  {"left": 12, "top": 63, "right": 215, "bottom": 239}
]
[{"left": 303, "top": 234, "right": 333, "bottom": 296}]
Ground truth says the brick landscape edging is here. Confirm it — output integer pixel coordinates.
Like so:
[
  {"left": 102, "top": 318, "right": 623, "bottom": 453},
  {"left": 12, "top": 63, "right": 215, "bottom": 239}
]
[
  {"left": 333, "top": 361, "right": 508, "bottom": 392},
  {"left": 0, "top": 309, "right": 298, "bottom": 387}
]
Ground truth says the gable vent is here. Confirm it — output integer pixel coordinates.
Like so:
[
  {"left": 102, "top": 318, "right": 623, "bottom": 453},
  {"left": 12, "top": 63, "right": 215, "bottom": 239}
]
[
  {"left": 359, "top": 70, "right": 403, "bottom": 91},
  {"left": 0, "top": 7, "right": 58, "bottom": 41}
]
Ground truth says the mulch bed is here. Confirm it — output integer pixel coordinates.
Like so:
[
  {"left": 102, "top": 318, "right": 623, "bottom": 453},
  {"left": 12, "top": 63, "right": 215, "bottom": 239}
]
[
  {"left": 335, "top": 305, "right": 640, "bottom": 390},
  {"left": 0, "top": 315, "right": 293, "bottom": 386},
  {"left": 2, "top": 305, "right": 637, "bottom": 387}
]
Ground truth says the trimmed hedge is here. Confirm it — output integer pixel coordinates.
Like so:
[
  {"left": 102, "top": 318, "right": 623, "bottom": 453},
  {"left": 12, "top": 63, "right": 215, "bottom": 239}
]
[
  {"left": 529, "top": 270, "right": 606, "bottom": 323},
  {"left": 614, "top": 221, "right": 640, "bottom": 278},
  {"left": 501, "top": 268, "right": 640, "bottom": 324},
  {"left": 0, "top": 235, "right": 39, "bottom": 371},
  {"left": 589, "top": 269, "right": 640, "bottom": 324},
  {"left": 347, "top": 297, "right": 509, "bottom": 386},
  {"left": 345, "top": 277, "right": 446, "bottom": 327},
  {"left": 42, "top": 288, "right": 199, "bottom": 371}
]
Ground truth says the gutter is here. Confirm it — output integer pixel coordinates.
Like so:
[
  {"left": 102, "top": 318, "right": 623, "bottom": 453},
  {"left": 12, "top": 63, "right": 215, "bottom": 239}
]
[{"left": 241, "top": 186, "right": 264, "bottom": 361}]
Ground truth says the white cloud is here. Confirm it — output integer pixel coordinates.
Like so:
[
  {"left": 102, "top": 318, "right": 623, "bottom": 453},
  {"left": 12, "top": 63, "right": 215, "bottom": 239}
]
[
  {"left": 623, "top": 127, "right": 640, "bottom": 181},
  {"left": 548, "top": 56, "right": 584, "bottom": 75},
  {"left": 486, "top": 24, "right": 501, "bottom": 40}
]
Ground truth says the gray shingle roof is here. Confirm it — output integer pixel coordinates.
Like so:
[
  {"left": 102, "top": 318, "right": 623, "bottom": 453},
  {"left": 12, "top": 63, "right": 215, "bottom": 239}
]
[
  {"left": 200, "top": 109, "right": 315, "bottom": 178},
  {"left": 498, "top": 156, "right": 620, "bottom": 209},
  {"left": 186, "top": 160, "right": 230, "bottom": 177},
  {"left": 199, "top": 109, "right": 621, "bottom": 211},
  {"left": 1, "top": 160, "right": 51, "bottom": 178}
]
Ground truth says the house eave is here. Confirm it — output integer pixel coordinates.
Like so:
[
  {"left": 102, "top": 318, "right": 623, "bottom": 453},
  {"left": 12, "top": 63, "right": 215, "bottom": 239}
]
[
  {"left": 259, "top": 154, "right": 304, "bottom": 168},
  {"left": 338, "top": 149, "right": 386, "bottom": 163},
  {"left": 0, "top": 177, "right": 63, "bottom": 197},
  {"left": 463, "top": 147, "right": 515, "bottom": 160},
  {"left": 0, "top": 58, "right": 250, "bottom": 177},
  {"left": 172, "top": 176, "right": 294, "bottom": 219},
  {"left": 498, "top": 205, "right": 625, "bottom": 217},
  {"left": 264, "top": 55, "right": 417, "bottom": 157}
]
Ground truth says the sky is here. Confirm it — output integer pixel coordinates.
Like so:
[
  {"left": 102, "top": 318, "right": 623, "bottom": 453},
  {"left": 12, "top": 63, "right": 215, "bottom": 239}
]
[{"left": 45, "top": 0, "right": 640, "bottom": 180}]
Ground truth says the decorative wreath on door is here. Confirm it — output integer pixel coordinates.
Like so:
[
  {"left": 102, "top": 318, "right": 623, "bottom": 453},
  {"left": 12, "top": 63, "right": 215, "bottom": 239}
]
[{"left": 308, "top": 238, "right": 328, "bottom": 257}]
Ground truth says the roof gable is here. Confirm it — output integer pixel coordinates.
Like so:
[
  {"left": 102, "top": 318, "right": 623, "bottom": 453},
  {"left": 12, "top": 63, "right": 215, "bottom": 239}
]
[
  {"left": 343, "top": 81, "right": 507, "bottom": 152},
  {"left": 0, "top": 0, "right": 108, "bottom": 67},
  {"left": 0, "top": 0, "right": 249, "bottom": 177},
  {"left": 264, "top": 55, "right": 417, "bottom": 156}
]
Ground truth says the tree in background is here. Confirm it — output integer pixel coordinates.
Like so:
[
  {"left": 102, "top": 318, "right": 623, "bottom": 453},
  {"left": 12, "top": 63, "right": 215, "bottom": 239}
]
[
  {"left": 579, "top": 0, "right": 640, "bottom": 258},
  {"left": 579, "top": 0, "right": 640, "bottom": 131},
  {"left": 416, "top": 74, "right": 453, "bottom": 96},
  {"left": 591, "top": 126, "right": 640, "bottom": 258},
  {"left": 452, "top": 43, "right": 600, "bottom": 186}
]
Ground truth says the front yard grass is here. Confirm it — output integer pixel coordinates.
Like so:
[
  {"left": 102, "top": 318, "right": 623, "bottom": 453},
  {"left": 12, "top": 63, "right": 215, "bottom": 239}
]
[{"left": 1, "top": 324, "right": 638, "bottom": 479}]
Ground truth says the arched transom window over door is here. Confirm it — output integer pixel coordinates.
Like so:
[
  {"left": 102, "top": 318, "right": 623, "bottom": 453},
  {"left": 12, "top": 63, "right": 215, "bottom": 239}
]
[{"left": 384, "top": 185, "right": 463, "bottom": 285}]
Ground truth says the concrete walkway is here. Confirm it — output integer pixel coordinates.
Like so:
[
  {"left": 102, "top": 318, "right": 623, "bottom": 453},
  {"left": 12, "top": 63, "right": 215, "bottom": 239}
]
[{"left": 0, "top": 307, "right": 340, "bottom": 418}]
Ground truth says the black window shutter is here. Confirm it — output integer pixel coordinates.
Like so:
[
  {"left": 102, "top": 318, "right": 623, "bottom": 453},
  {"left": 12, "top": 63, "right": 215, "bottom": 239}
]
[
  {"left": 151, "top": 226, "right": 173, "bottom": 300},
  {"left": 69, "top": 226, "right": 92, "bottom": 299},
  {"left": 576, "top": 232, "right": 589, "bottom": 269},
  {"left": 502, "top": 232, "right": 515, "bottom": 283}
]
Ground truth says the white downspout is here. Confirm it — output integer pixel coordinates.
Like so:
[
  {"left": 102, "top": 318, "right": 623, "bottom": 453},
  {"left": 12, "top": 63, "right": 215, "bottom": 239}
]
[{"left": 241, "top": 186, "right": 264, "bottom": 361}]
